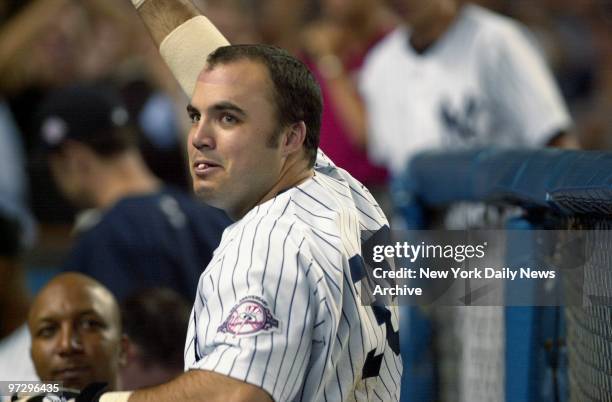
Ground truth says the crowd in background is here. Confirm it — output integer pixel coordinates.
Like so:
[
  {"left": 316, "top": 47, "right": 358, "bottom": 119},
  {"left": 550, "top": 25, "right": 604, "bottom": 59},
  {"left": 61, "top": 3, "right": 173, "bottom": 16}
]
[
  {"left": 1, "top": 0, "right": 612, "bottom": 392},
  {"left": 0, "top": 0, "right": 610, "bottom": 335},
  {"left": 0, "top": 0, "right": 610, "bottom": 309},
  {"left": 1, "top": 0, "right": 611, "bottom": 226}
]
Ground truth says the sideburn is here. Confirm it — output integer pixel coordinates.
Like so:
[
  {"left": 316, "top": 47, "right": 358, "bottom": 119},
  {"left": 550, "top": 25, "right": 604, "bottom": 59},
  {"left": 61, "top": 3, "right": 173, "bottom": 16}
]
[{"left": 265, "top": 124, "right": 285, "bottom": 148}]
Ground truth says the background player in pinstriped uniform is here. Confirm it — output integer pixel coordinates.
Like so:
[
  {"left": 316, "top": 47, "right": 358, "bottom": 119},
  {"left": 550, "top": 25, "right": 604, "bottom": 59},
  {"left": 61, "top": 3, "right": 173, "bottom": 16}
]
[
  {"left": 359, "top": 1, "right": 576, "bottom": 401},
  {"left": 50, "top": 0, "right": 402, "bottom": 401},
  {"left": 360, "top": 0, "right": 576, "bottom": 177}
]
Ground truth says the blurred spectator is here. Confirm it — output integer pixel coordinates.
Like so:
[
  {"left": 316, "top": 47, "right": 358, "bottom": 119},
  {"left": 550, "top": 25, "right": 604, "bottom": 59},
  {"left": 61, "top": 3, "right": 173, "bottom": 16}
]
[
  {"left": 360, "top": 0, "right": 575, "bottom": 176},
  {"left": 0, "top": 0, "right": 135, "bottom": 98},
  {"left": 360, "top": 2, "right": 576, "bottom": 401},
  {"left": 27, "top": 272, "right": 126, "bottom": 390},
  {"left": 0, "top": 215, "right": 37, "bottom": 389},
  {"left": 37, "top": 84, "right": 231, "bottom": 302},
  {"left": 0, "top": 96, "right": 37, "bottom": 388},
  {"left": 193, "top": 0, "right": 261, "bottom": 44},
  {"left": 253, "top": 0, "right": 312, "bottom": 53},
  {"left": 300, "top": 0, "right": 397, "bottom": 209},
  {"left": 0, "top": 101, "right": 27, "bottom": 207},
  {"left": 120, "top": 288, "right": 191, "bottom": 390},
  {"left": 0, "top": 0, "right": 191, "bottom": 225},
  {"left": 0, "top": 100, "right": 35, "bottom": 246}
]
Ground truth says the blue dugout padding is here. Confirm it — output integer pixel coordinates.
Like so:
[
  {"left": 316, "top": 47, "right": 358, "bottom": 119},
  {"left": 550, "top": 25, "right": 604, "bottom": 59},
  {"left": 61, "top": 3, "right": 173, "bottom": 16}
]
[
  {"left": 504, "top": 217, "right": 567, "bottom": 402},
  {"left": 399, "top": 306, "right": 436, "bottom": 402},
  {"left": 394, "top": 148, "right": 611, "bottom": 402},
  {"left": 393, "top": 148, "right": 612, "bottom": 228}
]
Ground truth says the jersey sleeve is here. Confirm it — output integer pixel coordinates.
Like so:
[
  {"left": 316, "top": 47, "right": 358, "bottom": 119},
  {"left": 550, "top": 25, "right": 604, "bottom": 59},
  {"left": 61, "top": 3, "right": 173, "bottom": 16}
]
[
  {"left": 481, "top": 23, "right": 571, "bottom": 146},
  {"left": 186, "top": 217, "right": 332, "bottom": 402}
]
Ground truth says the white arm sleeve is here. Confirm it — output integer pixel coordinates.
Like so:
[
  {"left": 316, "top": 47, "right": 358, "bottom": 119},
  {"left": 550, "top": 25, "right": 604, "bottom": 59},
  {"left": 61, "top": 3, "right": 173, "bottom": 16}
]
[
  {"left": 159, "top": 16, "right": 230, "bottom": 97},
  {"left": 185, "top": 217, "right": 322, "bottom": 402}
]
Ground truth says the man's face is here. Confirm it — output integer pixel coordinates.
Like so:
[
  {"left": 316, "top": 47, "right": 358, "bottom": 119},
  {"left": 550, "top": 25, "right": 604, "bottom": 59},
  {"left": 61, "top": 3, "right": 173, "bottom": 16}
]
[
  {"left": 387, "top": 0, "right": 441, "bottom": 26},
  {"left": 28, "top": 282, "right": 124, "bottom": 390},
  {"left": 48, "top": 151, "right": 90, "bottom": 208},
  {"left": 187, "top": 59, "right": 286, "bottom": 218}
]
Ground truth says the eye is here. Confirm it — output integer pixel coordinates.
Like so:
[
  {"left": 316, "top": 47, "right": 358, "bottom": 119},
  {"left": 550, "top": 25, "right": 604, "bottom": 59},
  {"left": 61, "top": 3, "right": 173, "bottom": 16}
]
[
  {"left": 79, "top": 318, "right": 105, "bottom": 331},
  {"left": 188, "top": 112, "right": 201, "bottom": 124},
  {"left": 36, "top": 325, "right": 57, "bottom": 338},
  {"left": 220, "top": 113, "right": 239, "bottom": 125}
]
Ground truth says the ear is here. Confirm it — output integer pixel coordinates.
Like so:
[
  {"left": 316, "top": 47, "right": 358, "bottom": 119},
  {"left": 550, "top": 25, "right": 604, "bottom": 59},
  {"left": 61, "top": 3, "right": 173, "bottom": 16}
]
[
  {"left": 281, "top": 121, "right": 307, "bottom": 158},
  {"left": 62, "top": 140, "right": 96, "bottom": 174}
]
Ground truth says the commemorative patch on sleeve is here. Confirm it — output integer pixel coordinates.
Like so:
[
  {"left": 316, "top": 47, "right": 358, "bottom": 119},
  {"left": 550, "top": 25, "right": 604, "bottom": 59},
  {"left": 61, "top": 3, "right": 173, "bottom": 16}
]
[{"left": 218, "top": 296, "right": 281, "bottom": 337}]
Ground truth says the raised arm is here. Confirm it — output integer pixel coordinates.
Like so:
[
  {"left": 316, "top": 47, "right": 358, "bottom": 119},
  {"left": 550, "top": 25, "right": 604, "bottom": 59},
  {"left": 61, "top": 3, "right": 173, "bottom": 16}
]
[
  {"left": 70, "top": 3, "right": 268, "bottom": 401},
  {"left": 131, "top": 0, "right": 229, "bottom": 96},
  {"left": 136, "top": 0, "right": 199, "bottom": 45}
]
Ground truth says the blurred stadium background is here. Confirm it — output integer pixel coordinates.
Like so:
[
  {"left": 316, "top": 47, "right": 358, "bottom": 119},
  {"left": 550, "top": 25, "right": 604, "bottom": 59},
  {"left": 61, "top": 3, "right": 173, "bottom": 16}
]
[
  {"left": 2, "top": 0, "right": 612, "bottom": 270},
  {"left": 1, "top": 1, "right": 612, "bottom": 401},
  {"left": 394, "top": 148, "right": 612, "bottom": 402}
]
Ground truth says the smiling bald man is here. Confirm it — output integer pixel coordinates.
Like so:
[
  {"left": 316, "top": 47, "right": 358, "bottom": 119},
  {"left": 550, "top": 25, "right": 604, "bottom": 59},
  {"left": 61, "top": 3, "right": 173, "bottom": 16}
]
[{"left": 27, "top": 273, "right": 128, "bottom": 391}]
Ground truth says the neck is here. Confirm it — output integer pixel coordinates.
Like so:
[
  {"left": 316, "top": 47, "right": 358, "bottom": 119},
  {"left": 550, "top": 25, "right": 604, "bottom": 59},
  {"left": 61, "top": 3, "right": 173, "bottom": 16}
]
[
  {"left": 409, "top": 0, "right": 459, "bottom": 52},
  {"left": 230, "top": 156, "right": 313, "bottom": 220},
  {"left": 90, "top": 152, "right": 161, "bottom": 209}
]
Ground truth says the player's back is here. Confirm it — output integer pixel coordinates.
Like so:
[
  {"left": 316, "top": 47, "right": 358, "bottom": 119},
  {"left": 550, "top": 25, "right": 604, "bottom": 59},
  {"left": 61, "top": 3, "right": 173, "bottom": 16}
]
[
  {"left": 185, "top": 151, "right": 401, "bottom": 401},
  {"left": 287, "top": 161, "right": 403, "bottom": 401}
]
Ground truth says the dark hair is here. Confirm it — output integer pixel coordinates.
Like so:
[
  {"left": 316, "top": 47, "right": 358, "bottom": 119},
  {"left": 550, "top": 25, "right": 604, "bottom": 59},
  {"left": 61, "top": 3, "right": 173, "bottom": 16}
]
[
  {"left": 121, "top": 287, "right": 191, "bottom": 369},
  {"left": 70, "top": 126, "right": 139, "bottom": 158},
  {"left": 207, "top": 44, "right": 322, "bottom": 167},
  {"left": 39, "top": 84, "right": 139, "bottom": 158}
]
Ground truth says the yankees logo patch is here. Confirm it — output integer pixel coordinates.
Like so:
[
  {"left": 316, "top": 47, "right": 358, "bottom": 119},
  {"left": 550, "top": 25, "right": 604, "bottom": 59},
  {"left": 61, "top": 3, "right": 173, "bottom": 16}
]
[{"left": 218, "top": 296, "right": 280, "bottom": 336}]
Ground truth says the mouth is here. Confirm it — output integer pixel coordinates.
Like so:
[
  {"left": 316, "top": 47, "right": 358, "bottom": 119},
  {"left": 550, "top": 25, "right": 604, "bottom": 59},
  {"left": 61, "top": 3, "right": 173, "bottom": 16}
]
[
  {"left": 193, "top": 159, "right": 222, "bottom": 176},
  {"left": 52, "top": 366, "right": 91, "bottom": 380}
]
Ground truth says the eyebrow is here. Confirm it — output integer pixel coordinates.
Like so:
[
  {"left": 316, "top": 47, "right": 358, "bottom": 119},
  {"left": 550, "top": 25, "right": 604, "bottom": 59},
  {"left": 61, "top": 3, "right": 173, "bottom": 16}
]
[
  {"left": 187, "top": 102, "right": 247, "bottom": 118},
  {"left": 33, "top": 318, "right": 56, "bottom": 327},
  {"left": 186, "top": 104, "right": 200, "bottom": 116},
  {"left": 34, "top": 309, "right": 102, "bottom": 324}
]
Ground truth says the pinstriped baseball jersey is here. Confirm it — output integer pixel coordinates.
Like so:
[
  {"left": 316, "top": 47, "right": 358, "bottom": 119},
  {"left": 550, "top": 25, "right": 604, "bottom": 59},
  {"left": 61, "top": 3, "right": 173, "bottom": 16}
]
[
  {"left": 184, "top": 151, "right": 402, "bottom": 401},
  {"left": 360, "top": 4, "right": 571, "bottom": 175}
]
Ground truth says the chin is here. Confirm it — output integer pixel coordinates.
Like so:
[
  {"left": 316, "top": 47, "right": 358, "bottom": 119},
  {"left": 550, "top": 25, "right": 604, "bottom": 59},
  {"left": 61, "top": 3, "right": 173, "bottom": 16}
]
[
  {"left": 194, "top": 184, "right": 212, "bottom": 200},
  {"left": 62, "top": 378, "right": 90, "bottom": 391},
  {"left": 194, "top": 187, "right": 224, "bottom": 208}
]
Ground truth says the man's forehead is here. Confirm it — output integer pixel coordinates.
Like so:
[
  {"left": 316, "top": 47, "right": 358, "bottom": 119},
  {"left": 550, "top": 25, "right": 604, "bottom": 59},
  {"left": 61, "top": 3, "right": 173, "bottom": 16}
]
[
  {"left": 30, "top": 285, "right": 113, "bottom": 323},
  {"left": 190, "top": 61, "right": 277, "bottom": 113},
  {"left": 196, "top": 59, "right": 272, "bottom": 89}
]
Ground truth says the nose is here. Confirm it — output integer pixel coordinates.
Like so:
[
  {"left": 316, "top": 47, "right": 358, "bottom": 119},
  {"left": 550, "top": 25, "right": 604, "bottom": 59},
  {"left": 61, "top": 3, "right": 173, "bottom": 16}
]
[
  {"left": 191, "top": 118, "right": 216, "bottom": 150},
  {"left": 57, "top": 323, "right": 84, "bottom": 355}
]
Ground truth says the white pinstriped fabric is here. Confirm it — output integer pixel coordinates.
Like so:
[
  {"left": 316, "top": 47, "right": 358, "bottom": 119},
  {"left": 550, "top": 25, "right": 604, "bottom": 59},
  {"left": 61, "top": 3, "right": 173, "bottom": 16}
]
[{"left": 185, "top": 151, "right": 402, "bottom": 401}]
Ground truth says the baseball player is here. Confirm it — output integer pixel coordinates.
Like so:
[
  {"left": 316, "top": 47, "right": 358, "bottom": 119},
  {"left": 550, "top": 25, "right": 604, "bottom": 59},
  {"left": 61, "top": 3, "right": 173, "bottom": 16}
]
[
  {"left": 360, "top": 0, "right": 575, "bottom": 176},
  {"left": 359, "top": 2, "right": 575, "bottom": 401},
  {"left": 21, "top": 0, "right": 401, "bottom": 401}
]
